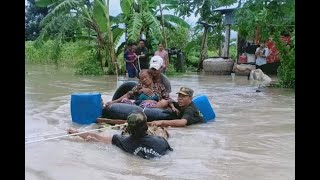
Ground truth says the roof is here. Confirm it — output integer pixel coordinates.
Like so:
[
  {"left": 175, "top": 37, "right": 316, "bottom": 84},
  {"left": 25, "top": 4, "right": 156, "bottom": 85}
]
[{"left": 213, "top": 2, "right": 242, "bottom": 12}]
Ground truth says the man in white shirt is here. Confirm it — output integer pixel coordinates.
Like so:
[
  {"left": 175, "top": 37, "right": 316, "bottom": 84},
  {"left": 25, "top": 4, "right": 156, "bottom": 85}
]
[{"left": 255, "top": 42, "right": 270, "bottom": 67}]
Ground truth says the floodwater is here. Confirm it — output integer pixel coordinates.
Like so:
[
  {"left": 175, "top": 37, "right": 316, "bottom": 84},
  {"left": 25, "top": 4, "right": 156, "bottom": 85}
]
[{"left": 25, "top": 64, "right": 295, "bottom": 180}]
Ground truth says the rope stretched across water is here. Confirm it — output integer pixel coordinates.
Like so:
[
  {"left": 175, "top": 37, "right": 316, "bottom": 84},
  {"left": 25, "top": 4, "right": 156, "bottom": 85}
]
[
  {"left": 25, "top": 131, "right": 67, "bottom": 139},
  {"left": 25, "top": 124, "right": 127, "bottom": 145}
]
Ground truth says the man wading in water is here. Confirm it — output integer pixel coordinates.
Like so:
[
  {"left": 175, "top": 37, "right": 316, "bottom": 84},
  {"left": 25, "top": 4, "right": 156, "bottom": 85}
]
[{"left": 68, "top": 112, "right": 172, "bottom": 159}]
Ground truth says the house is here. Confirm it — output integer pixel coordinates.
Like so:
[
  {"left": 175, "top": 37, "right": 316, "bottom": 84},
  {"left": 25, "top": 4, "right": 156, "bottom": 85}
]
[{"left": 213, "top": 1, "right": 291, "bottom": 75}]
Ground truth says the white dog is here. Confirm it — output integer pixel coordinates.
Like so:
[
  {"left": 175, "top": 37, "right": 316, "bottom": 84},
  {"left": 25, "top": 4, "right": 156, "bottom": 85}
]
[{"left": 249, "top": 69, "right": 272, "bottom": 88}]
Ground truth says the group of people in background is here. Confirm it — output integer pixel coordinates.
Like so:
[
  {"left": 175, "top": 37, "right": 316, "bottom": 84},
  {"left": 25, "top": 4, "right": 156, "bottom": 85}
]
[{"left": 124, "top": 39, "right": 169, "bottom": 78}]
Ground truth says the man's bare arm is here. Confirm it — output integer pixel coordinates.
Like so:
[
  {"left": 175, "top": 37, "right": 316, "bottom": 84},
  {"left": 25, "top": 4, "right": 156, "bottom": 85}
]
[{"left": 149, "top": 119, "right": 188, "bottom": 127}]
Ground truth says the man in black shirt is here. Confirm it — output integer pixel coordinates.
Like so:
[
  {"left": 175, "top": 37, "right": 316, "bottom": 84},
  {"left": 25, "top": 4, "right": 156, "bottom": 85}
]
[
  {"left": 150, "top": 87, "right": 205, "bottom": 127},
  {"left": 135, "top": 39, "right": 149, "bottom": 71},
  {"left": 68, "top": 112, "right": 172, "bottom": 159}
]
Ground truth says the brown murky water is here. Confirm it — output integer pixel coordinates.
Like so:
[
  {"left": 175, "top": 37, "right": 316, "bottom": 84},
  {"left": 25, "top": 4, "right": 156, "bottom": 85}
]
[{"left": 25, "top": 64, "right": 295, "bottom": 180}]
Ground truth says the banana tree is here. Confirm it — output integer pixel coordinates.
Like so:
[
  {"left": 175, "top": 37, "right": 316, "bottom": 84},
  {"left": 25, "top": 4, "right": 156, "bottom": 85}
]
[
  {"left": 176, "top": 0, "right": 224, "bottom": 71},
  {"left": 35, "top": 0, "right": 125, "bottom": 74},
  {"left": 120, "top": 0, "right": 189, "bottom": 51},
  {"left": 155, "top": 0, "right": 185, "bottom": 48},
  {"left": 90, "top": 0, "right": 119, "bottom": 74},
  {"left": 76, "top": 0, "right": 125, "bottom": 73},
  {"left": 34, "top": 0, "right": 83, "bottom": 64}
]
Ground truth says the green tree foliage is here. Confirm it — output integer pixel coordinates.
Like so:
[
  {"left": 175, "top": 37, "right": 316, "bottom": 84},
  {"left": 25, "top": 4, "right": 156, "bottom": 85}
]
[
  {"left": 120, "top": 0, "right": 189, "bottom": 52},
  {"left": 276, "top": 30, "right": 295, "bottom": 88},
  {"left": 175, "top": 0, "right": 225, "bottom": 71},
  {"left": 34, "top": 0, "right": 85, "bottom": 65},
  {"left": 166, "top": 27, "right": 190, "bottom": 51},
  {"left": 234, "top": 0, "right": 295, "bottom": 88},
  {"left": 26, "top": 40, "right": 127, "bottom": 75},
  {"left": 75, "top": 51, "right": 105, "bottom": 75},
  {"left": 235, "top": 0, "right": 294, "bottom": 40},
  {"left": 25, "top": 0, "right": 49, "bottom": 40},
  {"left": 34, "top": 0, "right": 125, "bottom": 74},
  {"left": 26, "top": 40, "right": 89, "bottom": 65},
  {"left": 27, "top": 0, "right": 294, "bottom": 83}
]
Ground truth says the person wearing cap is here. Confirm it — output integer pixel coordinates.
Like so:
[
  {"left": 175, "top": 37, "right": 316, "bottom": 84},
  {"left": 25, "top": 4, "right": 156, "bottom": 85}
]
[
  {"left": 68, "top": 112, "right": 173, "bottom": 159},
  {"left": 150, "top": 87, "right": 205, "bottom": 127},
  {"left": 100, "top": 87, "right": 204, "bottom": 128},
  {"left": 138, "top": 55, "right": 172, "bottom": 97}
]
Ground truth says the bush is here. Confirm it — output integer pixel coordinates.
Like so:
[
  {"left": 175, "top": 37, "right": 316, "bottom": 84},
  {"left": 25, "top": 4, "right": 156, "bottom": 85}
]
[
  {"left": 74, "top": 52, "right": 104, "bottom": 76},
  {"left": 25, "top": 41, "right": 51, "bottom": 64},
  {"left": 186, "top": 55, "right": 199, "bottom": 69},
  {"left": 207, "top": 50, "right": 219, "bottom": 57},
  {"left": 271, "top": 32, "right": 295, "bottom": 88},
  {"left": 25, "top": 40, "right": 92, "bottom": 66},
  {"left": 229, "top": 45, "right": 237, "bottom": 61},
  {"left": 165, "top": 63, "right": 175, "bottom": 76},
  {"left": 277, "top": 43, "right": 295, "bottom": 88}
]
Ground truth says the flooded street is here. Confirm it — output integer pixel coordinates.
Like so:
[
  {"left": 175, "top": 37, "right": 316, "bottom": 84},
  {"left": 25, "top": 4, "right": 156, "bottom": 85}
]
[{"left": 25, "top": 64, "right": 295, "bottom": 180}]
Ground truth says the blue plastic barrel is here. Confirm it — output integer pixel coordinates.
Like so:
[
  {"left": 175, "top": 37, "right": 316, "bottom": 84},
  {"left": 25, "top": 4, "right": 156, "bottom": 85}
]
[
  {"left": 70, "top": 93, "right": 102, "bottom": 124},
  {"left": 192, "top": 95, "right": 216, "bottom": 122}
]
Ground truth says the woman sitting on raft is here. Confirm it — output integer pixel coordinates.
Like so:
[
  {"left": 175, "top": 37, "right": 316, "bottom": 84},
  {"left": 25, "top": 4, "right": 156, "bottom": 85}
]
[{"left": 104, "top": 69, "right": 179, "bottom": 113}]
